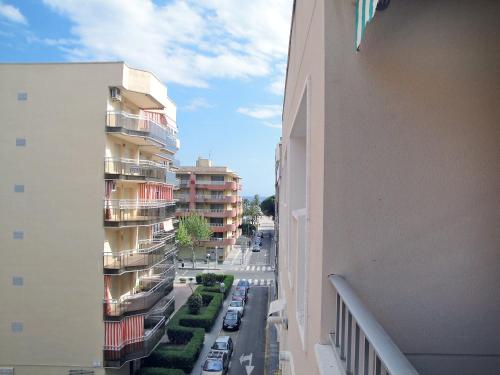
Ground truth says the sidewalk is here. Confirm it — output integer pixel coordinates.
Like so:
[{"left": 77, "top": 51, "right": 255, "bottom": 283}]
[{"left": 159, "top": 283, "right": 194, "bottom": 344}]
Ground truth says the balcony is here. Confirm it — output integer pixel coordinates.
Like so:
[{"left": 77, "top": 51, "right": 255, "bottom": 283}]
[
  {"left": 103, "top": 239, "right": 177, "bottom": 275},
  {"left": 174, "top": 194, "right": 190, "bottom": 202},
  {"left": 209, "top": 223, "right": 237, "bottom": 233},
  {"left": 325, "top": 275, "right": 418, "bottom": 375},
  {"left": 104, "top": 157, "right": 167, "bottom": 182},
  {"left": 103, "top": 315, "right": 166, "bottom": 368},
  {"left": 106, "top": 111, "right": 178, "bottom": 152},
  {"left": 104, "top": 199, "right": 176, "bottom": 227},
  {"left": 195, "top": 180, "right": 238, "bottom": 191},
  {"left": 176, "top": 208, "right": 236, "bottom": 218},
  {"left": 104, "top": 264, "right": 175, "bottom": 317},
  {"left": 165, "top": 170, "right": 180, "bottom": 188},
  {"left": 195, "top": 194, "right": 237, "bottom": 204}
]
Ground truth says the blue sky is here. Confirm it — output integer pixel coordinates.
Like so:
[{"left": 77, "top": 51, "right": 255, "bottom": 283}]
[{"left": 0, "top": 0, "right": 292, "bottom": 197}]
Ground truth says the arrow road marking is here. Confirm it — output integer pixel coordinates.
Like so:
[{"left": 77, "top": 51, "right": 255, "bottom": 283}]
[{"left": 239, "top": 353, "right": 254, "bottom": 374}]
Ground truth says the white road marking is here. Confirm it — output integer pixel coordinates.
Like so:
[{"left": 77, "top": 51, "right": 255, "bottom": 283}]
[{"left": 246, "top": 266, "right": 250, "bottom": 271}]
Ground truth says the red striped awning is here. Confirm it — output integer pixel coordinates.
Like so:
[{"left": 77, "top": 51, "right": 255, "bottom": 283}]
[{"left": 104, "top": 315, "right": 145, "bottom": 349}]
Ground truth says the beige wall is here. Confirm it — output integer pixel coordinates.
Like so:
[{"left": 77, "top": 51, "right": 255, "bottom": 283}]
[
  {"left": 281, "top": 1, "right": 500, "bottom": 375},
  {"left": 279, "top": 0, "right": 325, "bottom": 374},
  {"left": 323, "top": 1, "right": 500, "bottom": 373},
  {"left": 0, "top": 63, "right": 123, "bottom": 372}
]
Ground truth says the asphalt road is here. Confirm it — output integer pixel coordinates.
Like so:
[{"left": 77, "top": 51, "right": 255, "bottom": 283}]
[{"left": 224, "top": 286, "right": 269, "bottom": 375}]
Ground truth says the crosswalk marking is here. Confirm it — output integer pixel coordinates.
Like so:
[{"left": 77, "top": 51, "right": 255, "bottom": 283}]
[
  {"left": 232, "top": 278, "right": 274, "bottom": 287},
  {"left": 246, "top": 266, "right": 250, "bottom": 271}
]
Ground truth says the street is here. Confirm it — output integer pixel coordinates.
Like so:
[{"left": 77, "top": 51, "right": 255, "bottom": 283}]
[{"left": 186, "top": 217, "right": 276, "bottom": 375}]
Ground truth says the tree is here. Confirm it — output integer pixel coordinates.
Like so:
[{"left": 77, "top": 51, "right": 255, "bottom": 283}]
[
  {"left": 260, "top": 195, "right": 275, "bottom": 219},
  {"left": 187, "top": 293, "right": 202, "bottom": 314},
  {"left": 176, "top": 214, "right": 213, "bottom": 269},
  {"left": 249, "top": 194, "right": 262, "bottom": 227}
]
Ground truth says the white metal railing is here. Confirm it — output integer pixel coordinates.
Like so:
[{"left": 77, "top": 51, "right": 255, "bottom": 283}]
[
  {"left": 329, "top": 275, "right": 419, "bottom": 375},
  {"left": 105, "top": 199, "right": 175, "bottom": 209},
  {"left": 106, "top": 111, "right": 177, "bottom": 148},
  {"left": 195, "top": 180, "right": 227, "bottom": 185}
]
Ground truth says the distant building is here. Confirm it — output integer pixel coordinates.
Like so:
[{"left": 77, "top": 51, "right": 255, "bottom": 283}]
[
  {"left": 273, "top": 1, "right": 500, "bottom": 375},
  {"left": 175, "top": 158, "right": 242, "bottom": 261},
  {"left": 0, "top": 62, "right": 179, "bottom": 374}
]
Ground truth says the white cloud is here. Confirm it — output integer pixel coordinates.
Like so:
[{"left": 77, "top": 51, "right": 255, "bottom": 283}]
[
  {"left": 237, "top": 104, "right": 282, "bottom": 120},
  {"left": 263, "top": 122, "right": 282, "bottom": 129},
  {"left": 268, "top": 62, "right": 287, "bottom": 96},
  {"left": 0, "top": 2, "right": 27, "bottom": 24},
  {"left": 42, "top": 0, "right": 293, "bottom": 88},
  {"left": 183, "top": 97, "right": 214, "bottom": 112}
]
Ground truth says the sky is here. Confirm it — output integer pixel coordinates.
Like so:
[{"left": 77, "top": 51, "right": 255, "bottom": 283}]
[{"left": 0, "top": 0, "right": 292, "bottom": 197}]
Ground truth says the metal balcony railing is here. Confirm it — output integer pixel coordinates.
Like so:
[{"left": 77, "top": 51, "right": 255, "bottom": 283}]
[
  {"left": 329, "top": 275, "right": 419, "bottom": 375},
  {"left": 103, "top": 315, "right": 166, "bottom": 368},
  {"left": 106, "top": 111, "right": 178, "bottom": 151},
  {"left": 104, "top": 265, "right": 175, "bottom": 317},
  {"left": 195, "top": 195, "right": 236, "bottom": 203},
  {"left": 103, "top": 239, "right": 177, "bottom": 274},
  {"left": 104, "top": 157, "right": 168, "bottom": 181},
  {"left": 174, "top": 194, "right": 190, "bottom": 202},
  {"left": 195, "top": 180, "right": 226, "bottom": 185},
  {"left": 178, "top": 180, "right": 190, "bottom": 187},
  {"left": 104, "top": 199, "right": 176, "bottom": 223},
  {"left": 165, "top": 170, "right": 180, "bottom": 188}
]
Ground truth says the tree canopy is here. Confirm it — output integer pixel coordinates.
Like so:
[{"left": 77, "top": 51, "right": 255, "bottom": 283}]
[
  {"left": 176, "top": 214, "right": 212, "bottom": 247},
  {"left": 260, "top": 195, "right": 275, "bottom": 218}
]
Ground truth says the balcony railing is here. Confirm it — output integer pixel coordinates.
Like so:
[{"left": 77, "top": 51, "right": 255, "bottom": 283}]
[
  {"left": 106, "top": 111, "right": 178, "bottom": 151},
  {"left": 165, "top": 170, "right": 180, "bottom": 188},
  {"left": 104, "top": 199, "right": 176, "bottom": 224},
  {"left": 195, "top": 180, "right": 238, "bottom": 190},
  {"left": 174, "top": 194, "right": 190, "bottom": 202},
  {"left": 103, "top": 239, "right": 177, "bottom": 274},
  {"left": 329, "top": 275, "right": 419, "bottom": 375},
  {"left": 175, "top": 208, "right": 235, "bottom": 218},
  {"left": 104, "top": 157, "right": 168, "bottom": 181},
  {"left": 103, "top": 315, "right": 166, "bottom": 368},
  {"left": 178, "top": 180, "right": 190, "bottom": 188},
  {"left": 104, "top": 265, "right": 175, "bottom": 317},
  {"left": 195, "top": 195, "right": 237, "bottom": 203}
]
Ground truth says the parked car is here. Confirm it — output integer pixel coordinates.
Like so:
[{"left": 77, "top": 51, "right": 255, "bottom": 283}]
[
  {"left": 252, "top": 245, "right": 261, "bottom": 252},
  {"left": 228, "top": 299, "right": 245, "bottom": 317},
  {"left": 232, "top": 288, "right": 247, "bottom": 302},
  {"left": 222, "top": 310, "right": 241, "bottom": 331},
  {"left": 211, "top": 336, "right": 234, "bottom": 358},
  {"left": 235, "top": 285, "right": 249, "bottom": 300},
  {"left": 202, "top": 350, "right": 229, "bottom": 375},
  {"left": 237, "top": 279, "right": 250, "bottom": 291}
]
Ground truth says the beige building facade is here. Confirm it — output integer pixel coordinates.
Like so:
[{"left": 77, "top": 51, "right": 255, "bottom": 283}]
[
  {"left": 0, "top": 62, "right": 179, "bottom": 374},
  {"left": 275, "top": 1, "right": 500, "bottom": 375},
  {"left": 175, "top": 158, "right": 242, "bottom": 261}
]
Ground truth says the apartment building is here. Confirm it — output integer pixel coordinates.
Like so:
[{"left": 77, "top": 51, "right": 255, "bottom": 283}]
[
  {"left": 0, "top": 62, "right": 180, "bottom": 375},
  {"left": 175, "top": 158, "right": 242, "bottom": 261},
  {"left": 274, "top": 1, "right": 500, "bottom": 375}
]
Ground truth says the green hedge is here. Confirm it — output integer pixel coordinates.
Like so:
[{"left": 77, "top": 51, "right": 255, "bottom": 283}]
[
  {"left": 144, "top": 328, "right": 204, "bottom": 373},
  {"left": 140, "top": 368, "right": 185, "bottom": 375},
  {"left": 179, "top": 292, "right": 222, "bottom": 331},
  {"left": 197, "top": 275, "right": 234, "bottom": 298},
  {"left": 144, "top": 274, "right": 234, "bottom": 373}
]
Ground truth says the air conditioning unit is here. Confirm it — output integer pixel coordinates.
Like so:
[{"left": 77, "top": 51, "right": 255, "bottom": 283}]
[{"left": 110, "top": 87, "right": 121, "bottom": 102}]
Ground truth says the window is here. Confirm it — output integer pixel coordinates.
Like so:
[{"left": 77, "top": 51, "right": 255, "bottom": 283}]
[{"left": 287, "top": 81, "right": 309, "bottom": 348}]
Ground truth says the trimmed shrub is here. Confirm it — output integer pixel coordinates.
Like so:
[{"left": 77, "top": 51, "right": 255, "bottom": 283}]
[
  {"left": 201, "top": 273, "right": 217, "bottom": 286},
  {"left": 187, "top": 293, "right": 202, "bottom": 314},
  {"left": 179, "top": 292, "right": 222, "bottom": 331},
  {"left": 195, "top": 273, "right": 202, "bottom": 284},
  {"left": 144, "top": 328, "right": 204, "bottom": 372},
  {"left": 141, "top": 368, "right": 185, "bottom": 375},
  {"left": 199, "top": 275, "right": 234, "bottom": 297}
]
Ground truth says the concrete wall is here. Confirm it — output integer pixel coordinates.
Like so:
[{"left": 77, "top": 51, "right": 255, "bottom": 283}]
[
  {"left": 322, "top": 0, "right": 500, "bottom": 374},
  {"left": 281, "top": 0, "right": 500, "bottom": 374},
  {"left": 279, "top": 0, "right": 325, "bottom": 373},
  {"left": 0, "top": 63, "right": 122, "bottom": 373}
]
